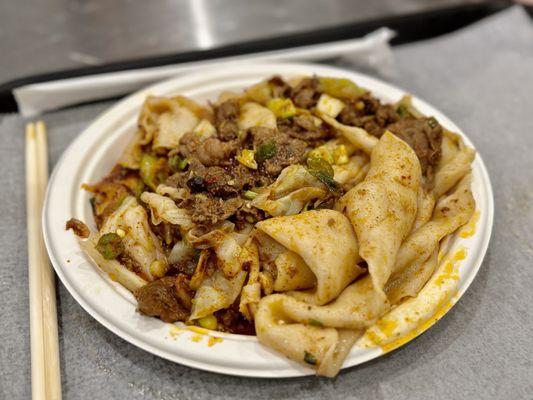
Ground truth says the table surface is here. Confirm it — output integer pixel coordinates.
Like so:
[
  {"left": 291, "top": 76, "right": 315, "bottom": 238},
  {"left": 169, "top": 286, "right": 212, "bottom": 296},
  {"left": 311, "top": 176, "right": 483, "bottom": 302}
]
[
  {"left": 1, "top": 6, "right": 532, "bottom": 400},
  {"left": 0, "top": 0, "right": 486, "bottom": 85}
]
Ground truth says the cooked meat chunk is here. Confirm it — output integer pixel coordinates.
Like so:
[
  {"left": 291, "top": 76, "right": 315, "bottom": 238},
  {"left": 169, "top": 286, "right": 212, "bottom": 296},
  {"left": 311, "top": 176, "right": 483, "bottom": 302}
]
[
  {"left": 214, "top": 99, "right": 240, "bottom": 140},
  {"left": 215, "top": 306, "right": 256, "bottom": 335},
  {"left": 179, "top": 133, "right": 237, "bottom": 167},
  {"left": 201, "top": 166, "right": 240, "bottom": 197},
  {"left": 250, "top": 127, "right": 308, "bottom": 177},
  {"left": 291, "top": 77, "right": 321, "bottom": 108},
  {"left": 217, "top": 120, "right": 240, "bottom": 141},
  {"left": 338, "top": 94, "right": 400, "bottom": 137},
  {"left": 215, "top": 99, "right": 239, "bottom": 122},
  {"left": 188, "top": 195, "right": 243, "bottom": 226},
  {"left": 65, "top": 218, "right": 90, "bottom": 238},
  {"left": 376, "top": 105, "right": 400, "bottom": 128},
  {"left": 278, "top": 114, "right": 333, "bottom": 142},
  {"left": 135, "top": 277, "right": 189, "bottom": 323},
  {"left": 268, "top": 76, "right": 291, "bottom": 98},
  {"left": 174, "top": 274, "right": 194, "bottom": 310},
  {"left": 387, "top": 117, "right": 443, "bottom": 177},
  {"left": 234, "top": 205, "right": 266, "bottom": 230}
]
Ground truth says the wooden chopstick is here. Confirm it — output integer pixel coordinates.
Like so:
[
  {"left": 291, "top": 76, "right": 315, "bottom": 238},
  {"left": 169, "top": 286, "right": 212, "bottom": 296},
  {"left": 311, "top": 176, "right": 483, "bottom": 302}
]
[{"left": 25, "top": 121, "right": 62, "bottom": 400}]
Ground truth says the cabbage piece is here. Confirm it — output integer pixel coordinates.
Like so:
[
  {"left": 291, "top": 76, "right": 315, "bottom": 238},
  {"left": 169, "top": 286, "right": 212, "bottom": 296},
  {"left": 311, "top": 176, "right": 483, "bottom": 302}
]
[
  {"left": 395, "top": 95, "right": 424, "bottom": 118},
  {"left": 316, "top": 94, "right": 345, "bottom": 118},
  {"left": 238, "top": 102, "right": 277, "bottom": 131},
  {"left": 100, "top": 196, "right": 165, "bottom": 281},
  {"left": 140, "top": 192, "right": 193, "bottom": 229},
  {"left": 318, "top": 77, "right": 366, "bottom": 100},
  {"left": 168, "top": 240, "right": 196, "bottom": 265},
  {"left": 79, "top": 234, "right": 147, "bottom": 292},
  {"left": 119, "top": 130, "right": 143, "bottom": 169},
  {"left": 190, "top": 270, "right": 247, "bottom": 320},
  {"left": 251, "top": 165, "right": 328, "bottom": 217},
  {"left": 138, "top": 96, "right": 210, "bottom": 150},
  {"left": 193, "top": 119, "right": 216, "bottom": 140},
  {"left": 155, "top": 184, "right": 189, "bottom": 202},
  {"left": 332, "top": 153, "right": 370, "bottom": 189},
  {"left": 238, "top": 240, "right": 261, "bottom": 320},
  {"left": 318, "top": 113, "right": 378, "bottom": 154}
]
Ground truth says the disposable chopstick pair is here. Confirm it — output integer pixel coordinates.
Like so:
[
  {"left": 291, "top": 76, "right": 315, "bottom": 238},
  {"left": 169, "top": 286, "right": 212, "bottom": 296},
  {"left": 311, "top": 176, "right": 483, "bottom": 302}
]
[{"left": 25, "top": 121, "right": 61, "bottom": 400}]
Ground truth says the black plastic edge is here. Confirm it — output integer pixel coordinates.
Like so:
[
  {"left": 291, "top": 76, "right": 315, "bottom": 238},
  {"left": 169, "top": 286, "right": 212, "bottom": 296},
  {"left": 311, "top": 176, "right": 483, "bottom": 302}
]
[{"left": 0, "top": 1, "right": 514, "bottom": 113}]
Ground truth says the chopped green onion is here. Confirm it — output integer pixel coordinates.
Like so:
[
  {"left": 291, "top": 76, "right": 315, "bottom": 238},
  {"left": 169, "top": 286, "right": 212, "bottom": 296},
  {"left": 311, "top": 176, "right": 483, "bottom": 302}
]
[
  {"left": 306, "top": 156, "right": 334, "bottom": 177},
  {"left": 306, "top": 156, "right": 342, "bottom": 196},
  {"left": 198, "top": 314, "right": 218, "bottom": 330},
  {"left": 140, "top": 153, "right": 168, "bottom": 190},
  {"left": 255, "top": 140, "right": 277, "bottom": 163},
  {"left": 428, "top": 117, "right": 439, "bottom": 129},
  {"left": 397, "top": 105, "right": 410, "bottom": 118},
  {"left": 304, "top": 351, "right": 317, "bottom": 365},
  {"left": 168, "top": 155, "right": 188, "bottom": 173},
  {"left": 96, "top": 232, "right": 124, "bottom": 260},
  {"left": 243, "top": 190, "right": 258, "bottom": 200}
]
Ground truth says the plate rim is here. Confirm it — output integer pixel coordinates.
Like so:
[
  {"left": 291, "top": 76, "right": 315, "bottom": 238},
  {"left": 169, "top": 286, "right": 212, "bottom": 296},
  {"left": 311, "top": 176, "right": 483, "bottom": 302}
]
[{"left": 42, "top": 61, "right": 494, "bottom": 378}]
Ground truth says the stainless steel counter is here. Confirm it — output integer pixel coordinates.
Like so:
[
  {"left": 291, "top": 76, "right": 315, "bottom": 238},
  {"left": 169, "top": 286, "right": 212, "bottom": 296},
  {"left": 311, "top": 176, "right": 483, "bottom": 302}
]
[{"left": 0, "top": 0, "right": 485, "bottom": 84}]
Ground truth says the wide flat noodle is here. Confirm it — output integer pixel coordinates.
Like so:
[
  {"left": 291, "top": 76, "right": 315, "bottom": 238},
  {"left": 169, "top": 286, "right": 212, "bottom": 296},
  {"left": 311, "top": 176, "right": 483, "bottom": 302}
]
[
  {"left": 274, "top": 250, "right": 316, "bottom": 291},
  {"left": 390, "top": 174, "right": 475, "bottom": 280},
  {"left": 255, "top": 276, "right": 388, "bottom": 376},
  {"left": 433, "top": 131, "right": 475, "bottom": 198},
  {"left": 256, "top": 210, "right": 363, "bottom": 305},
  {"left": 319, "top": 113, "right": 378, "bottom": 154},
  {"left": 343, "top": 131, "right": 421, "bottom": 294},
  {"left": 385, "top": 248, "right": 438, "bottom": 305},
  {"left": 412, "top": 187, "right": 436, "bottom": 232},
  {"left": 284, "top": 275, "right": 389, "bottom": 330}
]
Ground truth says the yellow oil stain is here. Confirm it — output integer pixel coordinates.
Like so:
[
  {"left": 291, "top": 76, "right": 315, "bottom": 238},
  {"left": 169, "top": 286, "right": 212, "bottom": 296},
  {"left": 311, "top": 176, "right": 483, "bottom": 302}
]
[
  {"left": 207, "top": 336, "right": 223, "bottom": 347},
  {"left": 169, "top": 326, "right": 182, "bottom": 339},
  {"left": 380, "top": 298, "right": 455, "bottom": 353},
  {"left": 108, "top": 273, "right": 118, "bottom": 282},
  {"left": 187, "top": 326, "right": 209, "bottom": 335},
  {"left": 191, "top": 335, "right": 203, "bottom": 343},
  {"left": 459, "top": 210, "right": 480, "bottom": 238},
  {"left": 375, "top": 319, "right": 398, "bottom": 337},
  {"left": 435, "top": 248, "right": 466, "bottom": 288}
]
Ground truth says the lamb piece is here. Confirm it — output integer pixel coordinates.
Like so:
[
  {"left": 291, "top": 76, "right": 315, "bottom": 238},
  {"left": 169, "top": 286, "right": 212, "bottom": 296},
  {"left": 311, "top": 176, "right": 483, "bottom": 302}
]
[
  {"left": 268, "top": 76, "right": 291, "bottom": 98},
  {"left": 174, "top": 274, "right": 194, "bottom": 310},
  {"left": 234, "top": 205, "right": 266, "bottom": 230},
  {"left": 215, "top": 305, "right": 256, "bottom": 335},
  {"left": 387, "top": 117, "right": 443, "bottom": 177},
  {"left": 215, "top": 99, "right": 239, "bottom": 122},
  {"left": 337, "top": 93, "right": 400, "bottom": 137},
  {"left": 188, "top": 195, "right": 243, "bottom": 226},
  {"left": 214, "top": 99, "right": 241, "bottom": 140},
  {"left": 278, "top": 114, "right": 333, "bottom": 142},
  {"left": 134, "top": 277, "right": 189, "bottom": 323},
  {"left": 65, "top": 218, "right": 90, "bottom": 238},
  {"left": 290, "top": 77, "right": 321, "bottom": 109},
  {"left": 251, "top": 127, "right": 308, "bottom": 177},
  {"left": 179, "top": 133, "right": 238, "bottom": 167}
]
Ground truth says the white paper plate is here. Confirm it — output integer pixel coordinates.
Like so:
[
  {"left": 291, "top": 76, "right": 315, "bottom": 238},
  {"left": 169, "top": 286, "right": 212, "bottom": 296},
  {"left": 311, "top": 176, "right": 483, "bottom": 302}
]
[{"left": 43, "top": 62, "right": 494, "bottom": 378}]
